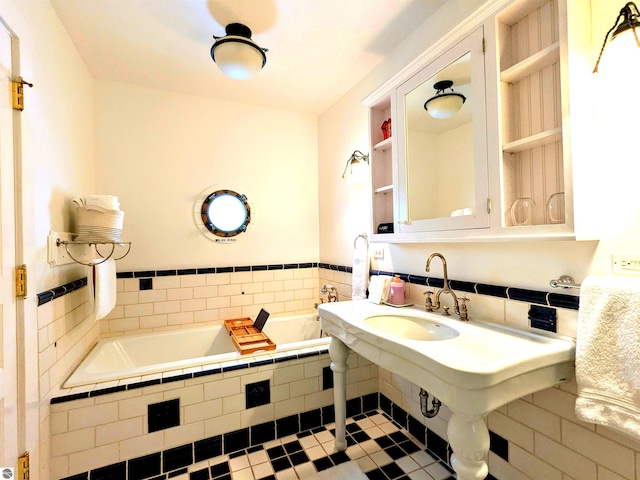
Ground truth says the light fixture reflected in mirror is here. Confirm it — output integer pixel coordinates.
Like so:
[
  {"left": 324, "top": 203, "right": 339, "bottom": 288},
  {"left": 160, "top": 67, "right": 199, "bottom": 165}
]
[
  {"left": 342, "top": 150, "right": 370, "bottom": 183},
  {"left": 593, "top": 2, "right": 640, "bottom": 73},
  {"left": 423, "top": 80, "right": 467, "bottom": 119},
  {"left": 211, "top": 23, "right": 268, "bottom": 80}
]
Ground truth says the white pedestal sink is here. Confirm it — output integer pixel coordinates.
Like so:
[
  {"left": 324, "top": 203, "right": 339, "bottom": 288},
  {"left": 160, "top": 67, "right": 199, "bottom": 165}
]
[{"left": 319, "top": 301, "right": 575, "bottom": 480}]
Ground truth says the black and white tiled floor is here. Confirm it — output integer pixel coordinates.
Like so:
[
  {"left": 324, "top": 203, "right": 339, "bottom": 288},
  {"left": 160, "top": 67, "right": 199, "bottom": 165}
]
[{"left": 186, "top": 410, "right": 455, "bottom": 480}]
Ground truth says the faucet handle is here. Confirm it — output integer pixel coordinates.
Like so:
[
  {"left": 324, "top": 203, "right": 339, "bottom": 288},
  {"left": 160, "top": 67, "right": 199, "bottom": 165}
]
[
  {"left": 459, "top": 297, "right": 470, "bottom": 321},
  {"left": 423, "top": 290, "right": 434, "bottom": 312}
]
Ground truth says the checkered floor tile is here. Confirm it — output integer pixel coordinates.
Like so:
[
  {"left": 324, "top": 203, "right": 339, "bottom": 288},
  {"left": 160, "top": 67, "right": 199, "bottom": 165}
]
[{"left": 188, "top": 410, "right": 455, "bottom": 480}]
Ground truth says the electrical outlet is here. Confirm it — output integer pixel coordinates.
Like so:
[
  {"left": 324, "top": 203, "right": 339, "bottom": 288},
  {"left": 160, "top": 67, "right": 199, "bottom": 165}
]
[
  {"left": 372, "top": 248, "right": 384, "bottom": 259},
  {"left": 612, "top": 253, "right": 640, "bottom": 276}
]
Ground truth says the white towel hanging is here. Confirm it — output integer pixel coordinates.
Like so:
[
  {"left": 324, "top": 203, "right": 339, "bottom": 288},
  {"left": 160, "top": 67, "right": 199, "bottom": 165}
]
[
  {"left": 89, "top": 258, "right": 117, "bottom": 320},
  {"left": 575, "top": 275, "right": 640, "bottom": 441},
  {"left": 351, "top": 234, "right": 369, "bottom": 300}
]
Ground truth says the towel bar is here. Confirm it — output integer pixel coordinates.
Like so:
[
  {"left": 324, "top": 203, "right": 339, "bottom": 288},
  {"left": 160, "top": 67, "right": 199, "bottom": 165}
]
[
  {"left": 549, "top": 275, "right": 581, "bottom": 289},
  {"left": 56, "top": 238, "right": 132, "bottom": 266}
]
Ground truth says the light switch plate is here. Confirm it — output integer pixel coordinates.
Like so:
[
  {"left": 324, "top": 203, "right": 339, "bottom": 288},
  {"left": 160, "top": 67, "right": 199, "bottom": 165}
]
[{"left": 372, "top": 248, "right": 384, "bottom": 259}]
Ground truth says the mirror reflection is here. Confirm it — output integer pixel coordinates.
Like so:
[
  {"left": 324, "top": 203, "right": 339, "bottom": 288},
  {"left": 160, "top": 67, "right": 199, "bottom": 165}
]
[{"left": 404, "top": 52, "right": 475, "bottom": 221}]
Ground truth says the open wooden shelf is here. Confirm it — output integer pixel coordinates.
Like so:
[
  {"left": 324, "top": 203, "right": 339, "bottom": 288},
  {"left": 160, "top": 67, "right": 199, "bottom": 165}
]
[
  {"left": 373, "top": 137, "right": 392, "bottom": 151},
  {"left": 503, "top": 127, "right": 562, "bottom": 154},
  {"left": 374, "top": 185, "right": 393, "bottom": 194},
  {"left": 501, "top": 42, "right": 560, "bottom": 84}
]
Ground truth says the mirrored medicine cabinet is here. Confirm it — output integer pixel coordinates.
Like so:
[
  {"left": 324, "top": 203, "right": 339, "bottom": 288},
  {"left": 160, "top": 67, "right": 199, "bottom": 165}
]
[{"left": 395, "top": 28, "right": 488, "bottom": 234}]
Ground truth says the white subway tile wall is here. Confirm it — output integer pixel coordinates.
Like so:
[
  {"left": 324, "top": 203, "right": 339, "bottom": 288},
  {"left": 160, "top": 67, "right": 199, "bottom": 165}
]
[
  {"left": 38, "top": 287, "right": 99, "bottom": 480},
  {"left": 104, "top": 268, "right": 320, "bottom": 337},
  {"left": 38, "top": 266, "right": 640, "bottom": 480}
]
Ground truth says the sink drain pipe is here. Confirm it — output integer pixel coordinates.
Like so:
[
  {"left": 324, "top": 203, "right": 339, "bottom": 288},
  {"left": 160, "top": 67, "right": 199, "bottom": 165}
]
[{"left": 419, "top": 388, "right": 442, "bottom": 418}]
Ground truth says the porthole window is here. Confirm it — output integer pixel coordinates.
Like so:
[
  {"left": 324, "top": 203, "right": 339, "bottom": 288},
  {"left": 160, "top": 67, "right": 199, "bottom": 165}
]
[{"left": 194, "top": 187, "right": 252, "bottom": 243}]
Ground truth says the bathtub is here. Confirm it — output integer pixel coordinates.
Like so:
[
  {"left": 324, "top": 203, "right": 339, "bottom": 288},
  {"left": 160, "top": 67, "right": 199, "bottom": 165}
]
[{"left": 64, "top": 313, "right": 329, "bottom": 388}]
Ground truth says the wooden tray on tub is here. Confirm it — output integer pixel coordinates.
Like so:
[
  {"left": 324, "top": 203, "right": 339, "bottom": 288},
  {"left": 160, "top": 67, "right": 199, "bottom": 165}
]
[{"left": 224, "top": 318, "right": 276, "bottom": 354}]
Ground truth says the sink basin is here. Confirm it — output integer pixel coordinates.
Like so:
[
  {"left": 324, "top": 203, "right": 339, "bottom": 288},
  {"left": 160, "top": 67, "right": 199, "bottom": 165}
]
[{"left": 364, "top": 315, "right": 459, "bottom": 341}]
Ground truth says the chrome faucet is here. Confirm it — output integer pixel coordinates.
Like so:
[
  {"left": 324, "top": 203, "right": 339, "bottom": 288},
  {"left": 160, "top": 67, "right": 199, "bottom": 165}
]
[{"left": 425, "top": 253, "right": 468, "bottom": 320}]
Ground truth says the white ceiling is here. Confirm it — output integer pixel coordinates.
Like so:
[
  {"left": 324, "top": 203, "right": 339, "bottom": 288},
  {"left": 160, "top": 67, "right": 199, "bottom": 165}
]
[{"left": 50, "top": 0, "right": 447, "bottom": 115}]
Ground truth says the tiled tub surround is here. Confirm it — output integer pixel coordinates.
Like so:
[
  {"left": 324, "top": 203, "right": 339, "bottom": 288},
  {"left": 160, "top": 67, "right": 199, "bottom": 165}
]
[{"left": 49, "top": 348, "right": 379, "bottom": 479}]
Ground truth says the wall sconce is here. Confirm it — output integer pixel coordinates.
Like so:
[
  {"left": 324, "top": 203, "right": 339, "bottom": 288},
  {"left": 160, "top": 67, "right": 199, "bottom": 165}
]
[
  {"left": 593, "top": 2, "right": 640, "bottom": 73},
  {"left": 342, "top": 150, "right": 369, "bottom": 184},
  {"left": 210, "top": 23, "right": 268, "bottom": 80},
  {"left": 423, "top": 80, "right": 466, "bottom": 119}
]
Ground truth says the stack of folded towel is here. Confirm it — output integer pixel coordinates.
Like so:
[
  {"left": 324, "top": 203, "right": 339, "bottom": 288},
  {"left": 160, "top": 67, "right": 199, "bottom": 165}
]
[{"left": 74, "top": 195, "right": 124, "bottom": 243}]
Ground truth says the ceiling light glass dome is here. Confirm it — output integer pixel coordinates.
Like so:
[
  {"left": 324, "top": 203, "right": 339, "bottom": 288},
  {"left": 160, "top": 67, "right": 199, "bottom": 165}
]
[
  {"left": 210, "top": 23, "right": 267, "bottom": 80},
  {"left": 423, "top": 80, "right": 467, "bottom": 119}
]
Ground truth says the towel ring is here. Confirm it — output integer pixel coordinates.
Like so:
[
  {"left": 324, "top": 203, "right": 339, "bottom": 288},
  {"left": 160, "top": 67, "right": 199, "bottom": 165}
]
[{"left": 354, "top": 233, "right": 369, "bottom": 249}]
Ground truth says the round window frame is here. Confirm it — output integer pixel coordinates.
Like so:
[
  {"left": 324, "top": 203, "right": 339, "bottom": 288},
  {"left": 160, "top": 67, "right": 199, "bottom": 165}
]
[{"left": 194, "top": 187, "right": 252, "bottom": 243}]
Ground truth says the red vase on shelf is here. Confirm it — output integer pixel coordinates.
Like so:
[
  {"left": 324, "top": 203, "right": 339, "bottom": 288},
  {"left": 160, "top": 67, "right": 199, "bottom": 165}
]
[
  {"left": 381, "top": 120, "right": 389, "bottom": 140},
  {"left": 387, "top": 118, "right": 392, "bottom": 138}
]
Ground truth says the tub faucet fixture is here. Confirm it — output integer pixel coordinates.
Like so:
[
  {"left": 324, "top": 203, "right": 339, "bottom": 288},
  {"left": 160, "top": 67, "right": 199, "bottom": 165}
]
[
  {"left": 425, "top": 253, "right": 467, "bottom": 320},
  {"left": 320, "top": 284, "right": 338, "bottom": 303}
]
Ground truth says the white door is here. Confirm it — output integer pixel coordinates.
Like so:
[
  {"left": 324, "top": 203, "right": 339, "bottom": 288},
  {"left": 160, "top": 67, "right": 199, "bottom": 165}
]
[{"left": 0, "top": 21, "right": 19, "bottom": 471}]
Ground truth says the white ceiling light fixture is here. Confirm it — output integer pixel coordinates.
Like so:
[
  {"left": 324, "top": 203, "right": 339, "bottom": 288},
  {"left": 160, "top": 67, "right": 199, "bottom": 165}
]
[
  {"left": 423, "top": 80, "right": 467, "bottom": 119},
  {"left": 210, "top": 23, "right": 268, "bottom": 80}
]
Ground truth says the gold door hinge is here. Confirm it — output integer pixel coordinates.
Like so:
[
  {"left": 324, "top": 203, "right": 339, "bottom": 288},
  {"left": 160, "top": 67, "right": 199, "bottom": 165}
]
[
  {"left": 486, "top": 197, "right": 492, "bottom": 214},
  {"left": 482, "top": 37, "right": 485, "bottom": 54},
  {"left": 12, "top": 77, "right": 33, "bottom": 111},
  {"left": 18, "top": 452, "right": 29, "bottom": 480},
  {"left": 15, "top": 264, "right": 27, "bottom": 299}
]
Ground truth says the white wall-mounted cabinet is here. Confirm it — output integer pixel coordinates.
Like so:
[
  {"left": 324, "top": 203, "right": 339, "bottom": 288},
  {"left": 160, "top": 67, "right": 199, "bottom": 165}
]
[{"left": 364, "top": 0, "right": 594, "bottom": 243}]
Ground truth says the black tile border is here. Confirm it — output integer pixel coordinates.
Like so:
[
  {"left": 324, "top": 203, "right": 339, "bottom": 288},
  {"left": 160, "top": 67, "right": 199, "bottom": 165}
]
[
  {"left": 36, "top": 261, "right": 580, "bottom": 312},
  {"left": 115, "top": 263, "right": 320, "bottom": 280},
  {"left": 36, "top": 262, "right": 319, "bottom": 306},
  {"left": 36, "top": 277, "right": 87, "bottom": 306},
  {"left": 51, "top": 345, "right": 330, "bottom": 404},
  {"left": 368, "top": 268, "right": 580, "bottom": 310}
]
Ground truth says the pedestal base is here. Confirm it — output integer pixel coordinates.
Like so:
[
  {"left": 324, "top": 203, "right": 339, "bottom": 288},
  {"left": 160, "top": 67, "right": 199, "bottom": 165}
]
[
  {"left": 448, "top": 412, "right": 490, "bottom": 480},
  {"left": 329, "top": 336, "right": 349, "bottom": 452}
]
